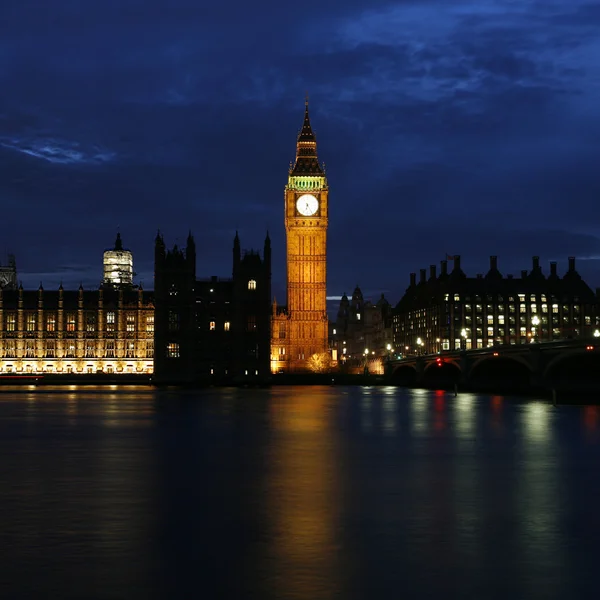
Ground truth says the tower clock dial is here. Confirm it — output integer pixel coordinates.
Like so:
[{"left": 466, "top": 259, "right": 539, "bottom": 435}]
[{"left": 296, "top": 194, "right": 319, "bottom": 217}]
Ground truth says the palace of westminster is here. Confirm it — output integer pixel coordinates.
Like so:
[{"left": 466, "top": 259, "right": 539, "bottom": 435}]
[{"left": 1, "top": 103, "right": 599, "bottom": 381}]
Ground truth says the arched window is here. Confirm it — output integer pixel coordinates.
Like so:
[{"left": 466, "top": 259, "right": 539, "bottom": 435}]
[{"left": 248, "top": 279, "right": 257, "bottom": 290}]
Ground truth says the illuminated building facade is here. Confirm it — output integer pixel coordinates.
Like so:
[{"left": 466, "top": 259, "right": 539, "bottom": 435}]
[
  {"left": 393, "top": 255, "right": 600, "bottom": 355},
  {"left": 271, "top": 100, "right": 329, "bottom": 373},
  {"left": 153, "top": 231, "right": 271, "bottom": 383},
  {"left": 0, "top": 285, "right": 154, "bottom": 375},
  {"left": 0, "top": 255, "right": 17, "bottom": 290},
  {"left": 103, "top": 233, "right": 134, "bottom": 287}
]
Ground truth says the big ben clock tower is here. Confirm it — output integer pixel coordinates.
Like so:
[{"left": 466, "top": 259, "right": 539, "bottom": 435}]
[{"left": 279, "top": 99, "right": 329, "bottom": 371}]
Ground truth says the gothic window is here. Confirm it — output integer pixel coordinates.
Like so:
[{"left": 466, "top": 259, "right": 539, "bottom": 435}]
[
  {"left": 224, "top": 321, "right": 230, "bottom": 331},
  {"left": 105, "top": 340, "right": 115, "bottom": 358},
  {"left": 106, "top": 312, "right": 116, "bottom": 332},
  {"left": 66, "top": 342, "right": 76, "bottom": 358},
  {"left": 25, "top": 341, "right": 35, "bottom": 358},
  {"left": 168, "top": 311, "right": 179, "bottom": 331},
  {"left": 146, "top": 315, "right": 154, "bottom": 333},
  {"left": 146, "top": 340, "right": 154, "bottom": 358},
  {"left": 45, "top": 340, "right": 55, "bottom": 358},
  {"left": 126, "top": 342, "right": 135, "bottom": 358},
  {"left": 248, "top": 280, "right": 257, "bottom": 290},
  {"left": 4, "top": 340, "right": 16, "bottom": 357},
  {"left": 46, "top": 314, "right": 56, "bottom": 332},
  {"left": 210, "top": 321, "right": 216, "bottom": 331},
  {"left": 167, "top": 343, "right": 180, "bottom": 358},
  {"left": 86, "top": 314, "right": 96, "bottom": 333},
  {"left": 86, "top": 343, "right": 95, "bottom": 358},
  {"left": 26, "top": 314, "right": 36, "bottom": 332},
  {"left": 66, "top": 313, "right": 76, "bottom": 332},
  {"left": 6, "top": 313, "right": 16, "bottom": 332},
  {"left": 126, "top": 313, "right": 135, "bottom": 332}
]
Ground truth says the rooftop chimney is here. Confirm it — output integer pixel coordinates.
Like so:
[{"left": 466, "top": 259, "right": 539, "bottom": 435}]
[
  {"left": 490, "top": 256, "right": 497, "bottom": 270},
  {"left": 420, "top": 268, "right": 427, "bottom": 284},
  {"left": 568, "top": 256, "right": 576, "bottom": 271},
  {"left": 550, "top": 262, "right": 557, "bottom": 277},
  {"left": 440, "top": 260, "right": 448, "bottom": 276},
  {"left": 429, "top": 265, "right": 437, "bottom": 280},
  {"left": 453, "top": 255, "right": 461, "bottom": 271},
  {"left": 521, "top": 270, "right": 528, "bottom": 279},
  {"left": 533, "top": 256, "right": 540, "bottom": 270},
  {"left": 410, "top": 272, "right": 416, "bottom": 287}
]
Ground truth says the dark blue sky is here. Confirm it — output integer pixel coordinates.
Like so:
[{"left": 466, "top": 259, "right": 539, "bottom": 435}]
[{"left": 1, "top": 0, "right": 599, "bottom": 303}]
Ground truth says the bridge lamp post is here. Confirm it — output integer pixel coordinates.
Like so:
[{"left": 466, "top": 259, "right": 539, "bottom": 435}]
[
  {"left": 416, "top": 337, "right": 424, "bottom": 355},
  {"left": 363, "top": 348, "right": 369, "bottom": 375},
  {"left": 460, "top": 328, "right": 467, "bottom": 351},
  {"left": 594, "top": 329, "right": 600, "bottom": 338},
  {"left": 532, "top": 316, "right": 540, "bottom": 342}
]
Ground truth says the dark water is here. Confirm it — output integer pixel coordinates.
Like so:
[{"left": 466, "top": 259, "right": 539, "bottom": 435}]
[{"left": 1, "top": 386, "right": 599, "bottom": 599}]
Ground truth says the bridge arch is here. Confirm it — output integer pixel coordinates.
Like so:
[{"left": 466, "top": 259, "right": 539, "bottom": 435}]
[
  {"left": 544, "top": 349, "right": 600, "bottom": 383},
  {"left": 421, "top": 360, "right": 461, "bottom": 389},
  {"left": 390, "top": 364, "right": 417, "bottom": 386},
  {"left": 468, "top": 355, "right": 532, "bottom": 392}
]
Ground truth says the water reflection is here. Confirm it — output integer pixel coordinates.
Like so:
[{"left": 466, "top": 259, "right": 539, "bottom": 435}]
[{"left": 266, "top": 389, "right": 343, "bottom": 599}]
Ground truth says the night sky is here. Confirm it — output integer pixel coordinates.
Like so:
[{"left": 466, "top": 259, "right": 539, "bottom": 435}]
[{"left": 1, "top": 0, "right": 599, "bottom": 305}]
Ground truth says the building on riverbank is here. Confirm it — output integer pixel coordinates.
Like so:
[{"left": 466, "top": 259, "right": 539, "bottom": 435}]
[
  {"left": 153, "top": 231, "right": 271, "bottom": 384},
  {"left": 0, "top": 285, "right": 154, "bottom": 375},
  {"left": 393, "top": 255, "right": 600, "bottom": 355}
]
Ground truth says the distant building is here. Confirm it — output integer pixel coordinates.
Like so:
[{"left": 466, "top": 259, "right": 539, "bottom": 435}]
[
  {"left": 103, "top": 233, "right": 134, "bottom": 287},
  {"left": 0, "top": 284, "right": 154, "bottom": 375},
  {"left": 0, "top": 254, "right": 17, "bottom": 290},
  {"left": 153, "top": 231, "right": 271, "bottom": 383},
  {"left": 393, "top": 255, "right": 600, "bottom": 355},
  {"left": 332, "top": 286, "right": 393, "bottom": 373}
]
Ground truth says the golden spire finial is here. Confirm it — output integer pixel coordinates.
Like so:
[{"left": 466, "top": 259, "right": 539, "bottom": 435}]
[{"left": 305, "top": 91, "right": 309, "bottom": 107}]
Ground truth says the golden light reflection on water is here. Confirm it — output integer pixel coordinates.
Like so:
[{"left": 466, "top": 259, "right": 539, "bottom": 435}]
[{"left": 266, "top": 389, "right": 342, "bottom": 598}]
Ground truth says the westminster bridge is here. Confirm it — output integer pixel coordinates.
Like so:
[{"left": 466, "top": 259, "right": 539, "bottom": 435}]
[{"left": 386, "top": 337, "right": 600, "bottom": 393}]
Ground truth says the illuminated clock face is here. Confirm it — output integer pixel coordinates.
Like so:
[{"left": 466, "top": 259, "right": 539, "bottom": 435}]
[{"left": 296, "top": 194, "right": 319, "bottom": 216}]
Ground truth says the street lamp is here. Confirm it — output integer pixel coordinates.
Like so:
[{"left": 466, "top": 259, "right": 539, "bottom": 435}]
[
  {"left": 461, "top": 328, "right": 467, "bottom": 350},
  {"left": 531, "top": 315, "right": 540, "bottom": 342},
  {"left": 594, "top": 329, "right": 600, "bottom": 338},
  {"left": 416, "top": 337, "right": 423, "bottom": 355}
]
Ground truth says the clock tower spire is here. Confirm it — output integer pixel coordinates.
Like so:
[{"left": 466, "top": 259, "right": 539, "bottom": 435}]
[{"left": 271, "top": 99, "right": 329, "bottom": 373}]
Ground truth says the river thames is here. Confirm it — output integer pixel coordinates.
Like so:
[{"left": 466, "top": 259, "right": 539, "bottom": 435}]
[{"left": 0, "top": 385, "right": 599, "bottom": 599}]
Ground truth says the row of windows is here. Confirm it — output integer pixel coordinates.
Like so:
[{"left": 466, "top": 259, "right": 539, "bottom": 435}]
[
  {"left": 1, "top": 313, "right": 153, "bottom": 333},
  {"left": 445, "top": 294, "right": 577, "bottom": 303},
  {"left": 1, "top": 340, "right": 154, "bottom": 359}
]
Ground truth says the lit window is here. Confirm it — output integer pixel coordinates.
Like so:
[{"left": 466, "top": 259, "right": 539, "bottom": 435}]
[
  {"left": 357, "top": 313, "right": 361, "bottom": 321},
  {"left": 146, "top": 341, "right": 154, "bottom": 358},
  {"left": 86, "top": 314, "right": 96, "bottom": 333},
  {"left": 46, "top": 314, "right": 56, "bottom": 332},
  {"left": 86, "top": 343, "right": 95, "bottom": 358},
  {"left": 542, "top": 304, "right": 548, "bottom": 313},
  {"left": 454, "top": 294, "right": 460, "bottom": 301},
  {"left": 520, "top": 327, "right": 527, "bottom": 336},
  {"left": 210, "top": 321, "right": 216, "bottom": 331},
  {"left": 26, "top": 314, "right": 36, "bottom": 332},
  {"left": 487, "top": 315, "right": 494, "bottom": 325},
  {"left": 146, "top": 315, "right": 154, "bottom": 333},
  {"left": 126, "top": 342, "right": 135, "bottom": 358},
  {"left": 333, "top": 328, "right": 337, "bottom": 335},
  {"left": 248, "top": 280, "right": 257, "bottom": 290},
  {"left": 106, "top": 312, "right": 115, "bottom": 332},
  {"left": 4, "top": 340, "right": 16, "bottom": 357},
  {"left": 519, "top": 304, "right": 526, "bottom": 313},
  {"left": 531, "top": 304, "right": 537, "bottom": 313},
  {"left": 224, "top": 321, "right": 230, "bottom": 331},
  {"left": 167, "top": 343, "right": 180, "bottom": 358},
  {"left": 105, "top": 340, "right": 115, "bottom": 358},
  {"left": 498, "top": 315, "right": 505, "bottom": 325},
  {"left": 25, "top": 341, "right": 35, "bottom": 358},
  {"left": 126, "top": 314, "right": 135, "bottom": 332},
  {"left": 585, "top": 316, "right": 591, "bottom": 325},
  {"left": 66, "top": 343, "right": 76, "bottom": 358},
  {"left": 6, "top": 313, "right": 16, "bottom": 332},
  {"left": 552, "top": 304, "right": 559, "bottom": 314},
  {"left": 487, "top": 327, "right": 494, "bottom": 337},
  {"left": 66, "top": 313, "right": 76, "bottom": 332},
  {"left": 45, "top": 340, "right": 55, "bottom": 357}
]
